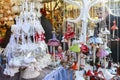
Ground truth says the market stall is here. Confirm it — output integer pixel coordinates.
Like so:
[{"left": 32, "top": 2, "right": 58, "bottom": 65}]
[{"left": 0, "top": 0, "right": 120, "bottom": 80}]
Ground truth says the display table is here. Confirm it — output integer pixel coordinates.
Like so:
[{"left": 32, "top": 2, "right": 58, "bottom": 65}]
[{"left": 0, "top": 66, "right": 73, "bottom": 80}]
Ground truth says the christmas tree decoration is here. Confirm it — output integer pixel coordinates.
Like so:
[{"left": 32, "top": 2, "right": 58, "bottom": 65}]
[{"left": 2, "top": 1, "right": 51, "bottom": 79}]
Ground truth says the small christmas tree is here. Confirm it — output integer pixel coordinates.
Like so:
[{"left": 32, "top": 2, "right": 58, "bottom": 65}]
[{"left": 3, "top": 1, "right": 51, "bottom": 79}]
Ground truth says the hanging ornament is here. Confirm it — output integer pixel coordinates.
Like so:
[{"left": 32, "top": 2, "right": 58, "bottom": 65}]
[
  {"left": 64, "top": 23, "right": 75, "bottom": 40},
  {"left": 47, "top": 30, "right": 61, "bottom": 47},
  {"left": 105, "top": 47, "right": 112, "bottom": 54},
  {"left": 88, "top": 36, "right": 103, "bottom": 45},
  {"left": 11, "top": 5, "right": 20, "bottom": 14},
  {"left": 86, "top": 70, "right": 94, "bottom": 76},
  {"left": 111, "top": 20, "right": 118, "bottom": 39},
  {"left": 97, "top": 48, "right": 109, "bottom": 58},
  {"left": 97, "top": 68, "right": 114, "bottom": 80},
  {"left": 85, "top": 70, "right": 94, "bottom": 80},
  {"left": 94, "top": 71, "right": 105, "bottom": 80},
  {"left": 69, "top": 44, "right": 80, "bottom": 53},
  {"left": 102, "top": 27, "right": 110, "bottom": 35},
  {"left": 80, "top": 44, "right": 89, "bottom": 55},
  {"left": 35, "top": 2, "right": 43, "bottom": 18},
  {"left": 35, "top": 32, "right": 45, "bottom": 42},
  {"left": 47, "top": 30, "right": 61, "bottom": 67},
  {"left": 71, "top": 61, "right": 78, "bottom": 70}
]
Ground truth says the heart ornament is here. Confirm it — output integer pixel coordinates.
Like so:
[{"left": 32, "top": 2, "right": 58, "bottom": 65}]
[{"left": 22, "top": 22, "right": 30, "bottom": 34}]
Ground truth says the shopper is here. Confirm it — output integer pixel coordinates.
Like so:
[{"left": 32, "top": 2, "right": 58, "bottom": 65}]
[{"left": 39, "top": 14, "right": 53, "bottom": 43}]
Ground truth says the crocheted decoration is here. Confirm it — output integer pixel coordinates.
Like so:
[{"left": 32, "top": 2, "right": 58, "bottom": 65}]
[{"left": 3, "top": 1, "right": 51, "bottom": 78}]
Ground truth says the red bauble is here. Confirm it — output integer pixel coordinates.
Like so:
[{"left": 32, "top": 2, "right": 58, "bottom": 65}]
[
  {"left": 86, "top": 70, "right": 94, "bottom": 76},
  {"left": 80, "top": 44, "right": 89, "bottom": 55}
]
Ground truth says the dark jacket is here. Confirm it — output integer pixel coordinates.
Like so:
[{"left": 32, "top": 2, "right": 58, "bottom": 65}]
[{"left": 39, "top": 15, "right": 53, "bottom": 43}]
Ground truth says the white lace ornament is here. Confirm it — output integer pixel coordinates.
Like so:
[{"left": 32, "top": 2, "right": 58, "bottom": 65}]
[
  {"left": 3, "top": 1, "right": 51, "bottom": 78},
  {"left": 4, "top": 64, "right": 19, "bottom": 77}
]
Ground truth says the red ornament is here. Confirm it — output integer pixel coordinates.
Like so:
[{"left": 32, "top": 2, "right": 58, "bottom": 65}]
[
  {"left": 64, "top": 25, "right": 75, "bottom": 40},
  {"left": 86, "top": 70, "right": 94, "bottom": 76},
  {"left": 111, "top": 20, "right": 118, "bottom": 30},
  {"left": 94, "top": 71, "right": 105, "bottom": 80},
  {"left": 80, "top": 44, "right": 89, "bottom": 54},
  {"left": 35, "top": 32, "right": 45, "bottom": 42},
  {"left": 64, "top": 32, "right": 75, "bottom": 40},
  {"left": 72, "top": 61, "right": 78, "bottom": 70},
  {"left": 55, "top": 53, "right": 63, "bottom": 60}
]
